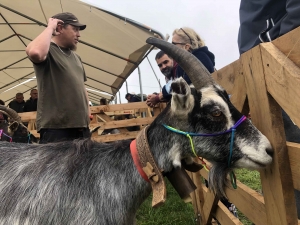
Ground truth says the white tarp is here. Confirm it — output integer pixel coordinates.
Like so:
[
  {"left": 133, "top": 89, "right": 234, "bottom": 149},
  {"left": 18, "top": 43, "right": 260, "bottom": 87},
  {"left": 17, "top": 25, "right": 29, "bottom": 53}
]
[{"left": 0, "top": 0, "right": 162, "bottom": 104}]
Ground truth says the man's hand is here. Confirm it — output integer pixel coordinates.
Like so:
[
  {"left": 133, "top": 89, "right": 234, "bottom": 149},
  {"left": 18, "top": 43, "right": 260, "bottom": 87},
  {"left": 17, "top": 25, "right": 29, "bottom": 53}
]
[
  {"left": 146, "top": 94, "right": 160, "bottom": 108},
  {"left": 48, "top": 18, "right": 64, "bottom": 36}
]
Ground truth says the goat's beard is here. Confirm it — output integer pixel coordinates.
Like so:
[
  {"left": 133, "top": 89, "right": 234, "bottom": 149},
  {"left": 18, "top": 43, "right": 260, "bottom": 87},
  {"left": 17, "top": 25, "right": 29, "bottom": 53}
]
[{"left": 208, "top": 163, "right": 232, "bottom": 198}]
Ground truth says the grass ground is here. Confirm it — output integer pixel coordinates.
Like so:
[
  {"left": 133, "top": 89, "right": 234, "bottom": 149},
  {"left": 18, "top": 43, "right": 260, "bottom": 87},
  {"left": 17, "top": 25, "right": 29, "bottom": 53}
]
[
  {"left": 136, "top": 179, "right": 196, "bottom": 225},
  {"left": 136, "top": 169, "right": 261, "bottom": 225}
]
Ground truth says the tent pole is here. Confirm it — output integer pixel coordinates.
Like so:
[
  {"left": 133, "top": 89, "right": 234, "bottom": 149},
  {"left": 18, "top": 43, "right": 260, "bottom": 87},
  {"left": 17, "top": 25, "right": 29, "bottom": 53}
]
[
  {"left": 138, "top": 67, "right": 143, "bottom": 102},
  {"left": 126, "top": 81, "right": 129, "bottom": 94},
  {"left": 147, "top": 56, "right": 162, "bottom": 90}
]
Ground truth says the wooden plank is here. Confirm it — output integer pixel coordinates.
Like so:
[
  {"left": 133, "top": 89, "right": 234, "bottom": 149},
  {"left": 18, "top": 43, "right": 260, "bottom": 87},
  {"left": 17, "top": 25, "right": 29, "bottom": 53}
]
[
  {"left": 212, "top": 59, "right": 241, "bottom": 94},
  {"left": 272, "top": 26, "right": 300, "bottom": 68},
  {"left": 242, "top": 45, "right": 297, "bottom": 224},
  {"left": 260, "top": 42, "right": 300, "bottom": 128},
  {"left": 200, "top": 168, "right": 267, "bottom": 225},
  {"left": 92, "top": 131, "right": 139, "bottom": 142},
  {"left": 226, "top": 180, "right": 266, "bottom": 225},
  {"left": 188, "top": 172, "right": 201, "bottom": 225},
  {"left": 192, "top": 171, "right": 205, "bottom": 223},
  {"left": 89, "top": 117, "right": 155, "bottom": 130},
  {"left": 96, "top": 114, "right": 128, "bottom": 133},
  {"left": 104, "top": 110, "right": 135, "bottom": 116},
  {"left": 18, "top": 111, "right": 36, "bottom": 122},
  {"left": 27, "top": 119, "right": 36, "bottom": 130},
  {"left": 214, "top": 201, "right": 243, "bottom": 225},
  {"left": 287, "top": 142, "right": 300, "bottom": 190},
  {"left": 90, "top": 102, "right": 150, "bottom": 114},
  {"left": 212, "top": 59, "right": 247, "bottom": 112},
  {"left": 229, "top": 74, "right": 247, "bottom": 112},
  {"left": 201, "top": 185, "right": 243, "bottom": 225},
  {"left": 202, "top": 184, "right": 219, "bottom": 224}
]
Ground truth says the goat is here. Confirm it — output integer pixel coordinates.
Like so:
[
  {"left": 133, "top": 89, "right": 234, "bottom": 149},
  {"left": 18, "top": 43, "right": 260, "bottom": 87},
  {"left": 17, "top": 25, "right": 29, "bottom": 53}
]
[
  {"left": 0, "top": 106, "right": 38, "bottom": 143},
  {"left": 0, "top": 38, "right": 272, "bottom": 225}
]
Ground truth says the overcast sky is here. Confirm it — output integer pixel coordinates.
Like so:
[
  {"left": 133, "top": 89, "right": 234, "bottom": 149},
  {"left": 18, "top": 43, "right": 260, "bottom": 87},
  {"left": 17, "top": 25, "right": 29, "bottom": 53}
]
[{"left": 83, "top": 0, "right": 241, "bottom": 104}]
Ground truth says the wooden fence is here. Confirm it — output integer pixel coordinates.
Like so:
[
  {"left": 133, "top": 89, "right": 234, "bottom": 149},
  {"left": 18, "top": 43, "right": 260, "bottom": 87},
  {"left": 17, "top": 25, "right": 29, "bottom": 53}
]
[
  {"left": 18, "top": 101, "right": 165, "bottom": 143},
  {"left": 189, "top": 27, "right": 300, "bottom": 225},
  {"left": 17, "top": 26, "right": 300, "bottom": 225}
]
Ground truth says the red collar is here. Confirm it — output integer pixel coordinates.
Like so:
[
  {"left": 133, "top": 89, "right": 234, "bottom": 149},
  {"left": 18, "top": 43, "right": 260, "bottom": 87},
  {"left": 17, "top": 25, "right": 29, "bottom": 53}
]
[{"left": 130, "top": 139, "right": 149, "bottom": 182}]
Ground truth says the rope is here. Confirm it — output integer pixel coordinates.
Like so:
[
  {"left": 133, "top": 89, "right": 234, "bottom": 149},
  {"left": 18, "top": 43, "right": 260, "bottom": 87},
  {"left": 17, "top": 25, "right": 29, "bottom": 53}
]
[
  {"left": 0, "top": 129, "right": 12, "bottom": 142},
  {"left": 163, "top": 116, "right": 247, "bottom": 189}
]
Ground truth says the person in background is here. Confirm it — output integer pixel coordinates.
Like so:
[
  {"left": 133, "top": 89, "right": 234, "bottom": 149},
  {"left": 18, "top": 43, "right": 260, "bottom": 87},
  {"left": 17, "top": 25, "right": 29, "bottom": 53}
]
[
  {"left": 8, "top": 93, "right": 25, "bottom": 113},
  {"left": 99, "top": 98, "right": 108, "bottom": 105},
  {"left": 172, "top": 27, "right": 215, "bottom": 82},
  {"left": 125, "top": 93, "right": 145, "bottom": 103},
  {"left": 171, "top": 27, "right": 239, "bottom": 219},
  {"left": 146, "top": 51, "right": 178, "bottom": 107},
  {"left": 147, "top": 28, "right": 215, "bottom": 108},
  {"left": 26, "top": 12, "right": 91, "bottom": 144},
  {"left": 23, "top": 89, "right": 38, "bottom": 112}
]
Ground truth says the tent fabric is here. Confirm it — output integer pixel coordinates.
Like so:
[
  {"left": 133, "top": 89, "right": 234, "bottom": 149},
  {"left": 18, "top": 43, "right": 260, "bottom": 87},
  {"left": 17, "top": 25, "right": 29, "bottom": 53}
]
[{"left": 0, "top": 0, "right": 163, "bottom": 104}]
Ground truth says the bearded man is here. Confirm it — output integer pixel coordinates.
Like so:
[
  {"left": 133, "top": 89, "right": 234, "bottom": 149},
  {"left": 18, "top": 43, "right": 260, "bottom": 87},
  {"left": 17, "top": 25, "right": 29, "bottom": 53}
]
[{"left": 146, "top": 51, "right": 178, "bottom": 107}]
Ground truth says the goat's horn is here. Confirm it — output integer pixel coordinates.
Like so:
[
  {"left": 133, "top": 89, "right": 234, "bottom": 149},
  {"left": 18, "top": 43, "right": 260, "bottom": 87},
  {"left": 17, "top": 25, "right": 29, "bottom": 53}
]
[
  {"left": 146, "top": 37, "right": 214, "bottom": 89},
  {"left": 0, "top": 105, "right": 22, "bottom": 123},
  {"left": 0, "top": 110, "right": 10, "bottom": 118}
]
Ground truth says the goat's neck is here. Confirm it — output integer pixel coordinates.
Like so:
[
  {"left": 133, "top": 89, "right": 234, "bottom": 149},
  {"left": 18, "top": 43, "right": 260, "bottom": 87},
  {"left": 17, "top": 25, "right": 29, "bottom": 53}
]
[{"left": 146, "top": 122, "right": 192, "bottom": 173}]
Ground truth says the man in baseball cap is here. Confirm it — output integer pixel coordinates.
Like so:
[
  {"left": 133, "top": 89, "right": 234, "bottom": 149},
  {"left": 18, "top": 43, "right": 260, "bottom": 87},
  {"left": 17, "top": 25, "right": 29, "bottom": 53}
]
[
  {"left": 52, "top": 12, "right": 86, "bottom": 30},
  {"left": 25, "top": 12, "right": 91, "bottom": 143}
]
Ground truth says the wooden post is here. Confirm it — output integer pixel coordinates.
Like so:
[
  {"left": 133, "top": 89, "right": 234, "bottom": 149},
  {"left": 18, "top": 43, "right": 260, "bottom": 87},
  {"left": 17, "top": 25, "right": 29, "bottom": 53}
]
[{"left": 241, "top": 44, "right": 298, "bottom": 224}]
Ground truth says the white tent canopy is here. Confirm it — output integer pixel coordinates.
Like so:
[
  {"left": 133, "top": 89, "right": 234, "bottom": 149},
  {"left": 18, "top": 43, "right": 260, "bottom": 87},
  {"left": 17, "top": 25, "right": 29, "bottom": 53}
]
[{"left": 0, "top": 0, "right": 163, "bottom": 104}]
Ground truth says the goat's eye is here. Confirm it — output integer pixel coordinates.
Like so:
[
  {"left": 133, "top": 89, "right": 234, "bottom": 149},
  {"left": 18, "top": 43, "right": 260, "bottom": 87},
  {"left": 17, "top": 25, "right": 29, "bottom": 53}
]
[{"left": 211, "top": 110, "right": 222, "bottom": 117}]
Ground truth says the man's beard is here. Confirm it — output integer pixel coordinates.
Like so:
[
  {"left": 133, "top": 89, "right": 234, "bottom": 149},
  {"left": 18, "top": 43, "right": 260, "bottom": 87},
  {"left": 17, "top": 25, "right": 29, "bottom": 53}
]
[
  {"left": 69, "top": 44, "right": 77, "bottom": 51},
  {"left": 162, "top": 67, "right": 173, "bottom": 79}
]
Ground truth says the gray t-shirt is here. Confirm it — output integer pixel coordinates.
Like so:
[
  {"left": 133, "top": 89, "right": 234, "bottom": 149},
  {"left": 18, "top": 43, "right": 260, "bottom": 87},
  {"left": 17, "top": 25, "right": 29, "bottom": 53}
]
[{"left": 33, "top": 43, "right": 89, "bottom": 131}]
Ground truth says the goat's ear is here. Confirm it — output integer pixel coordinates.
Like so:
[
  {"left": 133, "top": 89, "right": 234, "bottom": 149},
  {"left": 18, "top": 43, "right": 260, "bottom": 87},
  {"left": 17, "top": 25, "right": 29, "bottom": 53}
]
[
  {"left": 170, "top": 78, "right": 194, "bottom": 116},
  {"left": 8, "top": 121, "right": 19, "bottom": 132}
]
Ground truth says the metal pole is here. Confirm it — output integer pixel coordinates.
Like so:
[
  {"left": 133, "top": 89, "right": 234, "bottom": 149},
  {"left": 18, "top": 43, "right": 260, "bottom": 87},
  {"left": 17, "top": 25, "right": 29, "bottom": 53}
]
[
  {"left": 118, "top": 91, "right": 121, "bottom": 104},
  {"left": 147, "top": 56, "right": 162, "bottom": 90},
  {"left": 138, "top": 67, "right": 143, "bottom": 102},
  {"left": 114, "top": 94, "right": 117, "bottom": 104},
  {"left": 125, "top": 81, "right": 129, "bottom": 94},
  {"left": 138, "top": 66, "right": 146, "bottom": 118}
]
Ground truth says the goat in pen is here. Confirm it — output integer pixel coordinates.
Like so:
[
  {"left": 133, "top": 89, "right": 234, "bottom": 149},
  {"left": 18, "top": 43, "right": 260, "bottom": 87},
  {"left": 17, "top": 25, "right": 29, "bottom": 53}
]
[{"left": 0, "top": 38, "right": 273, "bottom": 225}]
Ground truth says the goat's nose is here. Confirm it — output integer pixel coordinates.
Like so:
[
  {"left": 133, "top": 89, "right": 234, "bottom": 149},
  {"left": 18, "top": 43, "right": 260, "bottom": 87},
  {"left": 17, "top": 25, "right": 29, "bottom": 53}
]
[{"left": 266, "top": 147, "right": 274, "bottom": 157}]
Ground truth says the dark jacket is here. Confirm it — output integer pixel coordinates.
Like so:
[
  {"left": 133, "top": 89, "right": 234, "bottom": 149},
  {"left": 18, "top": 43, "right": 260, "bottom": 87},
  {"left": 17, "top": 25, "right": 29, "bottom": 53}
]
[
  {"left": 126, "top": 93, "right": 144, "bottom": 103},
  {"left": 23, "top": 98, "right": 38, "bottom": 112},
  {"left": 8, "top": 100, "right": 25, "bottom": 113},
  {"left": 176, "top": 46, "right": 215, "bottom": 85}
]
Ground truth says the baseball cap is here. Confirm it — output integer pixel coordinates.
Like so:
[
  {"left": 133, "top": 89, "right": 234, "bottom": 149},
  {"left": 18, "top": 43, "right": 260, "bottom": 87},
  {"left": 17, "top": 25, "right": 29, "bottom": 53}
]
[{"left": 52, "top": 12, "right": 86, "bottom": 30}]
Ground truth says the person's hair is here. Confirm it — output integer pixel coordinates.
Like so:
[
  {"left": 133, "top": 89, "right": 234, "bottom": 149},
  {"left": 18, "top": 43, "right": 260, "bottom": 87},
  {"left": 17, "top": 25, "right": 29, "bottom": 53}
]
[
  {"left": 125, "top": 93, "right": 131, "bottom": 99},
  {"left": 99, "top": 98, "right": 108, "bottom": 105},
  {"left": 0, "top": 100, "right": 4, "bottom": 105},
  {"left": 16, "top": 93, "right": 23, "bottom": 97},
  {"left": 155, "top": 50, "right": 172, "bottom": 60},
  {"left": 172, "top": 27, "right": 205, "bottom": 51},
  {"left": 30, "top": 89, "right": 37, "bottom": 93}
]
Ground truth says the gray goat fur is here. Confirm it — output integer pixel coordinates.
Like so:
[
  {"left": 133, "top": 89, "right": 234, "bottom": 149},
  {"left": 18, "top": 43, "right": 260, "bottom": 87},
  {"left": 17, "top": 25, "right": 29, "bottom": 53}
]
[{"left": 0, "top": 38, "right": 273, "bottom": 224}]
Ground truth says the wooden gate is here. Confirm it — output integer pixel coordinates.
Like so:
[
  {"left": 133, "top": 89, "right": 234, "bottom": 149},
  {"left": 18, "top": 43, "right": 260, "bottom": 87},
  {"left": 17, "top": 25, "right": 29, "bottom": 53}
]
[{"left": 190, "top": 27, "right": 300, "bottom": 225}]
